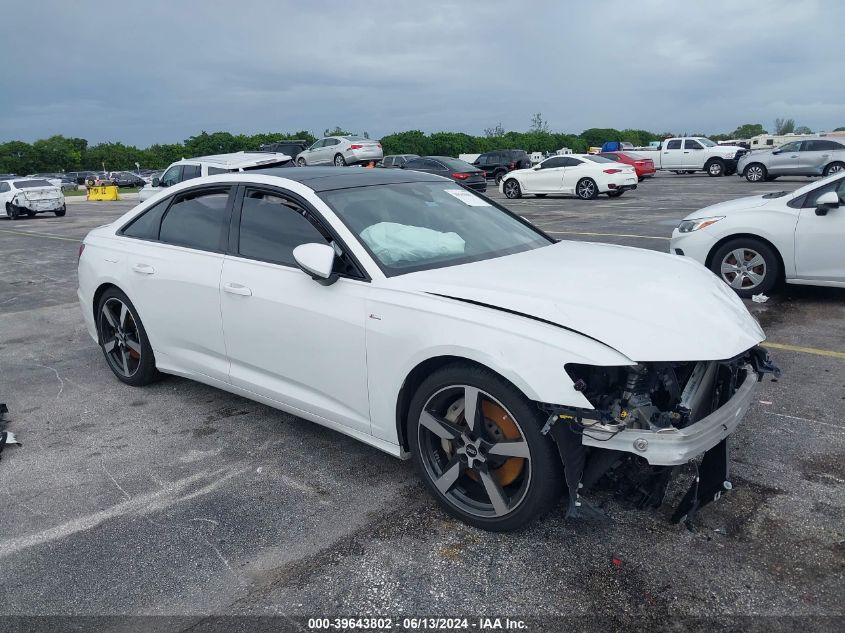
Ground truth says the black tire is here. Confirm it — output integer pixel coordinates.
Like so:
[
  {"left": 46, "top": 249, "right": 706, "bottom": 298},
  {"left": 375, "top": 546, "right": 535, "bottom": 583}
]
[
  {"left": 744, "top": 163, "right": 767, "bottom": 182},
  {"left": 96, "top": 287, "right": 160, "bottom": 386},
  {"left": 503, "top": 179, "right": 522, "bottom": 199},
  {"left": 26, "top": 210, "right": 36, "bottom": 217},
  {"left": 638, "top": 176, "right": 644, "bottom": 182},
  {"left": 575, "top": 178, "right": 598, "bottom": 200},
  {"left": 408, "top": 364, "right": 564, "bottom": 531},
  {"left": 823, "top": 162, "right": 844, "bottom": 177},
  {"left": 706, "top": 159, "right": 725, "bottom": 177},
  {"left": 54, "top": 206, "right": 66, "bottom": 217},
  {"left": 296, "top": 157, "right": 307, "bottom": 167},
  {"left": 494, "top": 170, "right": 506, "bottom": 185},
  {"left": 6, "top": 203, "right": 20, "bottom": 220},
  {"left": 333, "top": 154, "right": 347, "bottom": 167},
  {"left": 709, "top": 238, "right": 780, "bottom": 298},
  {"left": 607, "top": 190, "right": 624, "bottom": 198},
  {"left": 535, "top": 194, "right": 547, "bottom": 198}
]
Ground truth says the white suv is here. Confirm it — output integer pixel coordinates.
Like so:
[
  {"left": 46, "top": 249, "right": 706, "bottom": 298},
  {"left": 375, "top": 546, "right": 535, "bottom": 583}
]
[{"left": 138, "top": 151, "right": 292, "bottom": 201}]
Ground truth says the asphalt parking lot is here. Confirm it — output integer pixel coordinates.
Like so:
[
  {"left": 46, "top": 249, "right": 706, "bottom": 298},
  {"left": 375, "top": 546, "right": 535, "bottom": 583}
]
[{"left": 0, "top": 173, "right": 843, "bottom": 630}]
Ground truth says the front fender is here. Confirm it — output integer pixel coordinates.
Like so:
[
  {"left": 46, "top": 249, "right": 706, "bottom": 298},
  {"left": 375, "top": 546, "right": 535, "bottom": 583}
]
[{"left": 364, "top": 290, "right": 634, "bottom": 444}]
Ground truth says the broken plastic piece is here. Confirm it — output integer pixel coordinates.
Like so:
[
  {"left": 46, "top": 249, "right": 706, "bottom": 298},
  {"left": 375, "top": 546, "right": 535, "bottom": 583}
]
[{"left": 751, "top": 293, "right": 769, "bottom": 303}]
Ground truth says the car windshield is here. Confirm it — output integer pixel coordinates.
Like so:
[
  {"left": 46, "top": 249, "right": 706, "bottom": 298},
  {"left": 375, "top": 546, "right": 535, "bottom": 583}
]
[
  {"left": 697, "top": 138, "right": 717, "bottom": 147},
  {"left": 583, "top": 155, "right": 615, "bottom": 163},
  {"left": 14, "top": 179, "right": 52, "bottom": 188},
  {"left": 319, "top": 182, "right": 552, "bottom": 276}
]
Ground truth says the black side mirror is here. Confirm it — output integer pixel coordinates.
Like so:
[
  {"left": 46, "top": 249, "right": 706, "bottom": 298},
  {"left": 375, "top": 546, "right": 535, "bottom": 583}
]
[{"left": 151, "top": 177, "right": 160, "bottom": 187}]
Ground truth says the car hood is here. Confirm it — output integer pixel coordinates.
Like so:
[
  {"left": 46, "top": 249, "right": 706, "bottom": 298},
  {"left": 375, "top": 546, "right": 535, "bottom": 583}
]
[
  {"left": 393, "top": 241, "right": 764, "bottom": 362},
  {"left": 683, "top": 194, "right": 775, "bottom": 220}
]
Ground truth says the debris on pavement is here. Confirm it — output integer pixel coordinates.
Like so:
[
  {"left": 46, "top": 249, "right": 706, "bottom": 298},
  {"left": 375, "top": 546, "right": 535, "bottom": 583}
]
[{"left": 752, "top": 293, "right": 769, "bottom": 303}]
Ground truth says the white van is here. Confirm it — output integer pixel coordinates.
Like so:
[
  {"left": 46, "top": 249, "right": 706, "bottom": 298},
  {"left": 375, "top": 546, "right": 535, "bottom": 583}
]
[{"left": 138, "top": 151, "right": 292, "bottom": 201}]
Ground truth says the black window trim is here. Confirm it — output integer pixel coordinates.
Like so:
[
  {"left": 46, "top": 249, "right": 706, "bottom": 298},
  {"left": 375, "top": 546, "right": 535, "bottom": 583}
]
[
  {"left": 227, "top": 183, "right": 371, "bottom": 282},
  {"left": 117, "top": 184, "right": 236, "bottom": 254}
]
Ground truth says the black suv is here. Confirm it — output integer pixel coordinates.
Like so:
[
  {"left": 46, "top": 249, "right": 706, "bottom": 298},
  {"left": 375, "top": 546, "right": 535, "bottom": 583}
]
[
  {"left": 473, "top": 149, "right": 531, "bottom": 183},
  {"left": 259, "top": 140, "right": 310, "bottom": 161}
]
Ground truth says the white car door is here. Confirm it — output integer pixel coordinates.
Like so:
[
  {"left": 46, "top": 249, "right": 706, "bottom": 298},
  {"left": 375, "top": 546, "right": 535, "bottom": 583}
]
[
  {"left": 302, "top": 139, "right": 325, "bottom": 165},
  {"left": 523, "top": 157, "right": 567, "bottom": 193},
  {"left": 219, "top": 185, "right": 372, "bottom": 432},
  {"left": 120, "top": 185, "right": 234, "bottom": 381},
  {"left": 683, "top": 139, "right": 705, "bottom": 169},
  {"left": 561, "top": 157, "right": 591, "bottom": 194},
  {"left": 793, "top": 176, "right": 845, "bottom": 283},
  {"left": 661, "top": 139, "right": 685, "bottom": 169}
]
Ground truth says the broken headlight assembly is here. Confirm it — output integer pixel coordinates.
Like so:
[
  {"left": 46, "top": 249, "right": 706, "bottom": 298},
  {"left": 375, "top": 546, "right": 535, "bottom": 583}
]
[
  {"left": 540, "top": 346, "right": 779, "bottom": 525},
  {"left": 677, "top": 216, "right": 724, "bottom": 232}
]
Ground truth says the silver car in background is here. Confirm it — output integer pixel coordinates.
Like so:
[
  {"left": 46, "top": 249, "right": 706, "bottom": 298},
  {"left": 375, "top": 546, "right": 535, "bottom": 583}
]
[
  {"left": 296, "top": 136, "right": 383, "bottom": 167},
  {"left": 738, "top": 138, "right": 845, "bottom": 182}
]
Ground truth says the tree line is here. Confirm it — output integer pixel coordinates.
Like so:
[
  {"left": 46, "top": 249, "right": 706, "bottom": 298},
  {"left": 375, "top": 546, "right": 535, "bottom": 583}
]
[{"left": 2, "top": 117, "right": 841, "bottom": 175}]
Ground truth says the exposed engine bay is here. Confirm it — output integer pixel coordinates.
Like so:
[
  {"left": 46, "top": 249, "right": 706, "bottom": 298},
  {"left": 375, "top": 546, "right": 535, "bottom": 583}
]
[{"left": 541, "top": 345, "right": 779, "bottom": 525}]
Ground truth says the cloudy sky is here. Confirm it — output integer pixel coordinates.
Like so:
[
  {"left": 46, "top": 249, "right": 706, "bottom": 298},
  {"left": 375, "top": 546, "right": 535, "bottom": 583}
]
[{"left": 1, "top": 0, "right": 843, "bottom": 146}]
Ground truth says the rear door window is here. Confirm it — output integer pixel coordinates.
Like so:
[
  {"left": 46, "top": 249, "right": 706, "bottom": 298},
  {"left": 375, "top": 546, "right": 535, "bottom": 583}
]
[{"left": 159, "top": 187, "right": 232, "bottom": 252}]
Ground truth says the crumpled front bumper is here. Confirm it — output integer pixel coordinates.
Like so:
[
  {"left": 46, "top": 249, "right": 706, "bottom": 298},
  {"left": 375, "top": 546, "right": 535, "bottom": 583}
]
[{"left": 579, "top": 364, "right": 757, "bottom": 465}]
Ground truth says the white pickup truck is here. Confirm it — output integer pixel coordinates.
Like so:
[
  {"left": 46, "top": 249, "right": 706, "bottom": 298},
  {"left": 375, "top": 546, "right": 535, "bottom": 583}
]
[{"left": 639, "top": 137, "right": 748, "bottom": 177}]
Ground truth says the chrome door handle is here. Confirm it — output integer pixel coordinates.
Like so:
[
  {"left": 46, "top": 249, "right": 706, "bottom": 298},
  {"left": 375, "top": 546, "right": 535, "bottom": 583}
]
[
  {"left": 132, "top": 263, "right": 155, "bottom": 275},
  {"left": 223, "top": 282, "right": 252, "bottom": 296}
]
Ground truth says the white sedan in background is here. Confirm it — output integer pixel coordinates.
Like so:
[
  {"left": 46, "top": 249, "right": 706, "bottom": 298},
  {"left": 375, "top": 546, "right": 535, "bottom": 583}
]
[
  {"left": 671, "top": 171, "right": 845, "bottom": 297},
  {"left": 78, "top": 167, "right": 772, "bottom": 531},
  {"left": 1, "top": 178, "right": 66, "bottom": 219},
  {"left": 295, "top": 135, "right": 384, "bottom": 167},
  {"left": 500, "top": 154, "right": 638, "bottom": 200}
]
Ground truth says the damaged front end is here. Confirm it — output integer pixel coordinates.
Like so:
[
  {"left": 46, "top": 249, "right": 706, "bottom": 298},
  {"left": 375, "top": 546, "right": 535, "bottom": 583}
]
[{"left": 541, "top": 345, "right": 779, "bottom": 525}]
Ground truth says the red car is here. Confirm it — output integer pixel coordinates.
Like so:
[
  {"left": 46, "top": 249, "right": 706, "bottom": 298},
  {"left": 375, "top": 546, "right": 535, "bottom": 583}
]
[{"left": 599, "top": 151, "right": 656, "bottom": 181}]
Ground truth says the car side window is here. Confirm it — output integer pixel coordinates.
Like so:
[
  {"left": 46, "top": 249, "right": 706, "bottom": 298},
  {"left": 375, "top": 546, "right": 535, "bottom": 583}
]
[
  {"left": 238, "top": 188, "right": 329, "bottom": 267},
  {"left": 779, "top": 142, "right": 800, "bottom": 153},
  {"left": 666, "top": 140, "right": 682, "bottom": 150},
  {"left": 207, "top": 166, "right": 228, "bottom": 175},
  {"left": 159, "top": 187, "right": 231, "bottom": 252},
  {"left": 182, "top": 164, "right": 201, "bottom": 180},
  {"left": 562, "top": 157, "right": 583, "bottom": 167},
  {"left": 603, "top": 153, "right": 619, "bottom": 161},
  {"left": 326, "top": 138, "right": 340, "bottom": 147},
  {"left": 121, "top": 197, "right": 171, "bottom": 240},
  {"left": 802, "top": 177, "right": 845, "bottom": 208},
  {"left": 539, "top": 157, "right": 565, "bottom": 169},
  {"left": 0, "top": 182, "right": 9, "bottom": 193},
  {"left": 684, "top": 139, "right": 703, "bottom": 150},
  {"left": 159, "top": 165, "right": 182, "bottom": 187}
]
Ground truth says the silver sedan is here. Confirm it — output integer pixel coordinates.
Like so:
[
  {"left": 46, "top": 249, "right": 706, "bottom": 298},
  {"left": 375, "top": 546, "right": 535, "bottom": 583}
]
[
  {"left": 738, "top": 138, "right": 845, "bottom": 182},
  {"left": 296, "top": 136, "right": 384, "bottom": 167}
]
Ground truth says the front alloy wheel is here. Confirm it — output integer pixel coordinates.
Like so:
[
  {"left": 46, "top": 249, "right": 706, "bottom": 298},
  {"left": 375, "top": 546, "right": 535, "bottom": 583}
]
[
  {"left": 409, "top": 366, "right": 563, "bottom": 531},
  {"left": 744, "top": 164, "right": 766, "bottom": 182},
  {"left": 503, "top": 179, "right": 522, "bottom": 199},
  {"left": 710, "top": 237, "right": 780, "bottom": 298}
]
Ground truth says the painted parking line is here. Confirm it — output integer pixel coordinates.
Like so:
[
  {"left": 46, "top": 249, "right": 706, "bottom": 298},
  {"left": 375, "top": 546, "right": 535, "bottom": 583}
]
[
  {"left": 0, "top": 228, "right": 79, "bottom": 243},
  {"left": 765, "top": 342, "right": 845, "bottom": 360},
  {"left": 544, "top": 230, "right": 671, "bottom": 241}
]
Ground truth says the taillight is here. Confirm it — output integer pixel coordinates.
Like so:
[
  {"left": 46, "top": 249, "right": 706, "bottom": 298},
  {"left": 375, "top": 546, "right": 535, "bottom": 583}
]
[
  {"left": 350, "top": 144, "right": 363, "bottom": 150},
  {"left": 77, "top": 243, "right": 85, "bottom": 262},
  {"left": 635, "top": 160, "right": 645, "bottom": 165},
  {"left": 451, "top": 172, "right": 470, "bottom": 180},
  {"left": 603, "top": 168, "right": 623, "bottom": 174}
]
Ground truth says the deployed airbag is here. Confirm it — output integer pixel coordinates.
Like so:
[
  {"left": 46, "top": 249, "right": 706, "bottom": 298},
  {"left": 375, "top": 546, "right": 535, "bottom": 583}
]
[{"left": 360, "top": 222, "right": 465, "bottom": 265}]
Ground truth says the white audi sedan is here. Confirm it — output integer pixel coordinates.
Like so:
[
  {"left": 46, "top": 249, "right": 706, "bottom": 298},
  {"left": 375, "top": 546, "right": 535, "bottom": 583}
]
[
  {"left": 499, "top": 154, "right": 638, "bottom": 200},
  {"left": 78, "top": 168, "right": 774, "bottom": 531},
  {"left": 670, "top": 171, "right": 845, "bottom": 297}
]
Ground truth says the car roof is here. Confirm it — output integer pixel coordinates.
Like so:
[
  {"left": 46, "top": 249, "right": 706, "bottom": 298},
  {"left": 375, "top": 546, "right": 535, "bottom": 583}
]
[
  {"left": 252, "top": 166, "right": 446, "bottom": 191},
  {"left": 177, "top": 151, "right": 291, "bottom": 169}
]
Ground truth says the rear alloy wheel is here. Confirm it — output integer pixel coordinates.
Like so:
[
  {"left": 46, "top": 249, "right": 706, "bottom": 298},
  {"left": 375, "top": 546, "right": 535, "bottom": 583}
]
[
  {"left": 96, "top": 288, "right": 160, "bottom": 386},
  {"left": 6, "top": 203, "right": 19, "bottom": 220},
  {"left": 710, "top": 238, "right": 780, "bottom": 298},
  {"left": 823, "top": 162, "right": 844, "bottom": 177},
  {"left": 706, "top": 159, "right": 725, "bottom": 177},
  {"left": 744, "top": 163, "right": 766, "bottom": 182},
  {"left": 576, "top": 178, "right": 598, "bottom": 200},
  {"left": 503, "top": 179, "right": 522, "bottom": 199},
  {"left": 54, "top": 206, "right": 66, "bottom": 217},
  {"left": 334, "top": 154, "right": 347, "bottom": 167},
  {"left": 409, "top": 365, "right": 563, "bottom": 531},
  {"left": 296, "top": 157, "right": 307, "bottom": 167}
]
